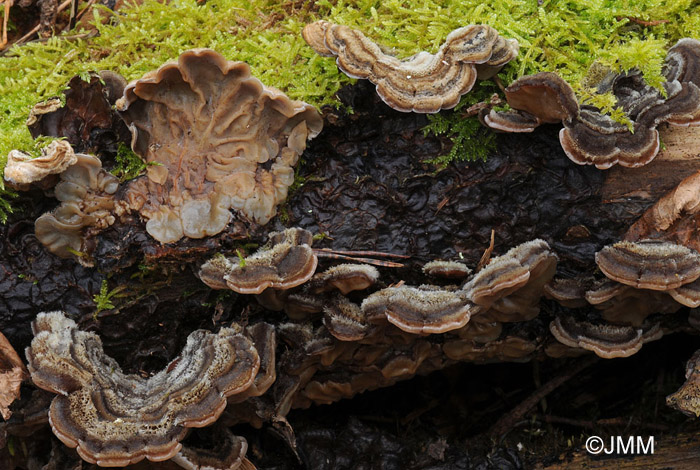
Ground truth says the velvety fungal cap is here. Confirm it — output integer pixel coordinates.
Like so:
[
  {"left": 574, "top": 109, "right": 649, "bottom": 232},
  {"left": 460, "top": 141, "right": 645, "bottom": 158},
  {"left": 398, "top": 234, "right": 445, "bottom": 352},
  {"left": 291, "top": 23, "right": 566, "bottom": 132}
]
[
  {"left": 198, "top": 255, "right": 236, "bottom": 290},
  {"left": 595, "top": 240, "right": 700, "bottom": 290},
  {"left": 308, "top": 263, "right": 379, "bottom": 295},
  {"left": 550, "top": 316, "right": 661, "bottom": 358},
  {"left": 3, "top": 140, "right": 78, "bottom": 187},
  {"left": 117, "top": 49, "right": 322, "bottom": 243},
  {"left": 361, "top": 285, "right": 473, "bottom": 334},
  {"left": 26, "top": 311, "right": 260, "bottom": 467},
  {"left": 669, "top": 278, "right": 700, "bottom": 308},
  {"left": 34, "top": 153, "right": 120, "bottom": 259},
  {"left": 482, "top": 109, "right": 541, "bottom": 133},
  {"left": 323, "top": 295, "right": 371, "bottom": 341},
  {"left": 303, "top": 21, "right": 517, "bottom": 113},
  {"left": 422, "top": 260, "right": 472, "bottom": 279},
  {"left": 544, "top": 278, "right": 590, "bottom": 308},
  {"left": 463, "top": 239, "right": 554, "bottom": 308},
  {"left": 221, "top": 227, "right": 317, "bottom": 294}
]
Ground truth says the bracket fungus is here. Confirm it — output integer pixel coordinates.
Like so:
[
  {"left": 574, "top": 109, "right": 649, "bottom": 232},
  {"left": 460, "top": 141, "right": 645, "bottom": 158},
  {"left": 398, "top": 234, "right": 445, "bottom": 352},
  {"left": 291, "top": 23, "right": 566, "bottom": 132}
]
[
  {"left": 463, "top": 239, "right": 557, "bottom": 322},
  {"left": 3, "top": 140, "right": 78, "bottom": 189},
  {"left": 361, "top": 285, "right": 473, "bottom": 335},
  {"left": 550, "top": 316, "right": 662, "bottom": 358},
  {"left": 116, "top": 49, "right": 323, "bottom": 244},
  {"left": 595, "top": 240, "right": 700, "bottom": 290},
  {"left": 34, "top": 153, "right": 120, "bottom": 259},
  {"left": 26, "top": 311, "right": 261, "bottom": 467},
  {"left": 171, "top": 426, "right": 255, "bottom": 470},
  {"left": 302, "top": 21, "right": 518, "bottom": 113},
  {"left": 198, "top": 228, "right": 317, "bottom": 294},
  {"left": 422, "top": 260, "right": 472, "bottom": 280},
  {"left": 482, "top": 38, "right": 700, "bottom": 169},
  {"left": 306, "top": 263, "right": 379, "bottom": 295}
]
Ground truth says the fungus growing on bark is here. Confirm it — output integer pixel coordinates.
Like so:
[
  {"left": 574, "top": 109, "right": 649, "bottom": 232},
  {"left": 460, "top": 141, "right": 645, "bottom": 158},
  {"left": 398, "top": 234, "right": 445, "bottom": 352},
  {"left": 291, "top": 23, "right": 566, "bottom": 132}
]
[
  {"left": 3, "top": 140, "right": 77, "bottom": 188},
  {"left": 463, "top": 239, "right": 557, "bottom": 322},
  {"left": 26, "top": 72, "right": 130, "bottom": 155},
  {"left": 549, "top": 315, "right": 662, "bottom": 358},
  {"left": 483, "top": 39, "right": 700, "bottom": 169},
  {"left": 116, "top": 49, "right": 323, "bottom": 244},
  {"left": 323, "top": 295, "right": 372, "bottom": 341},
  {"left": 422, "top": 260, "right": 471, "bottom": 280},
  {"left": 171, "top": 426, "right": 255, "bottom": 470},
  {"left": 199, "top": 228, "right": 317, "bottom": 294},
  {"left": 669, "top": 279, "right": 700, "bottom": 308},
  {"left": 26, "top": 311, "right": 260, "bottom": 467},
  {"left": 595, "top": 240, "right": 700, "bottom": 290},
  {"left": 544, "top": 277, "right": 590, "bottom": 308},
  {"left": 482, "top": 72, "right": 578, "bottom": 132},
  {"left": 307, "top": 264, "right": 379, "bottom": 295},
  {"left": 302, "top": 21, "right": 518, "bottom": 113},
  {"left": 667, "top": 349, "right": 700, "bottom": 417},
  {"left": 34, "top": 153, "right": 120, "bottom": 259},
  {"left": 361, "top": 285, "right": 473, "bottom": 334}
]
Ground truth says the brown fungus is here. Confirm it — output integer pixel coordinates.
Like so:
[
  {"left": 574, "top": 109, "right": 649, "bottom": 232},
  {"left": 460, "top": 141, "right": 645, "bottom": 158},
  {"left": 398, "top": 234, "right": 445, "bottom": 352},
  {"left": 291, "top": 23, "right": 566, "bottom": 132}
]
[
  {"left": 303, "top": 21, "right": 518, "bottom": 113},
  {"left": 306, "top": 263, "right": 379, "bottom": 295},
  {"left": 550, "top": 316, "right": 662, "bottom": 358},
  {"left": 0, "top": 331, "right": 28, "bottom": 420},
  {"left": 323, "top": 295, "right": 372, "bottom": 342},
  {"left": 463, "top": 239, "right": 557, "bottom": 321},
  {"left": 3, "top": 140, "right": 78, "bottom": 188},
  {"left": 116, "top": 49, "right": 323, "bottom": 244},
  {"left": 200, "top": 228, "right": 317, "bottom": 294},
  {"left": 26, "top": 311, "right": 260, "bottom": 467},
  {"left": 595, "top": 240, "right": 700, "bottom": 290},
  {"left": 422, "top": 260, "right": 472, "bottom": 280},
  {"left": 34, "top": 153, "right": 120, "bottom": 259},
  {"left": 361, "top": 285, "right": 474, "bottom": 334},
  {"left": 667, "top": 349, "right": 700, "bottom": 417},
  {"left": 170, "top": 426, "right": 254, "bottom": 470}
]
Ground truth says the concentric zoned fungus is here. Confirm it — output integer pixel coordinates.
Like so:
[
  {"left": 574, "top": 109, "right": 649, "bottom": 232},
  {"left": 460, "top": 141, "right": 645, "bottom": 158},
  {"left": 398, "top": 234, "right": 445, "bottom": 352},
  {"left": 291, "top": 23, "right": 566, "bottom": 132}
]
[
  {"left": 198, "top": 228, "right": 317, "bottom": 294},
  {"left": 463, "top": 239, "right": 557, "bottom": 322},
  {"left": 34, "top": 153, "right": 120, "bottom": 259},
  {"left": 667, "top": 349, "right": 700, "bottom": 417},
  {"left": 323, "top": 295, "right": 372, "bottom": 341},
  {"left": 595, "top": 240, "right": 700, "bottom": 290},
  {"left": 549, "top": 315, "right": 662, "bottom": 358},
  {"left": 116, "top": 49, "right": 323, "bottom": 243},
  {"left": 26, "top": 311, "right": 261, "bottom": 466},
  {"left": 3, "top": 140, "right": 77, "bottom": 189},
  {"left": 171, "top": 426, "right": 255, "bottom": 470},
  {"left": 306, "top": 264, "right": 379, "bottom": 295},
  {"left": 483, "top": 39, "right": 700, "bottom": 169},
  {"left": 422, "top": 260, "right": 472, "bottom": 280},
  {"left": 361, "top": 285, "right": 473, "bottom": 334},
  {"left": 303, "top": 21, "right": 518, "bottom": 113}
]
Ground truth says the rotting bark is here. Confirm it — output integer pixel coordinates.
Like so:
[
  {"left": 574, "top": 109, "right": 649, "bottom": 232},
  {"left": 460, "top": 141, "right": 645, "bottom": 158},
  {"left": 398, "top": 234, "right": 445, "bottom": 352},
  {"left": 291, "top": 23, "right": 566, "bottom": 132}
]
[{"left": 2, "top": 81, "right": 700, "bottom": 468}]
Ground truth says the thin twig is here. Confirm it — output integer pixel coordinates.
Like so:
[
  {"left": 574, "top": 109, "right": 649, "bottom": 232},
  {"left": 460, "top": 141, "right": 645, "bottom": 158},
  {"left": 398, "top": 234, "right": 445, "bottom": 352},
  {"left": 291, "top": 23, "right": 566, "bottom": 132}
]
[
  {"left": 313, "top": 250, "right": 405, "bottom": 267},
  {"left": 6, "top": 0, "right": 71, "bottom": 49},
  {"left": 616, "top": 16, "right": 670, "bottom": 27},
  {"left": 313, "top": 248, "right": 411, "bottom": 259},
  {"left": 489, "top": 356, "right": 598, "bottom": 437}
]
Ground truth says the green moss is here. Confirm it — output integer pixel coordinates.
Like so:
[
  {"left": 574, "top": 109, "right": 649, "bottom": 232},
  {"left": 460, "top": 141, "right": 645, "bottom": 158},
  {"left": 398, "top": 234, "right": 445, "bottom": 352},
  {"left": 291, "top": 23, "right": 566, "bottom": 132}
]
[{"left": 1, "top": 0, "right": 699, "bottom": 209}]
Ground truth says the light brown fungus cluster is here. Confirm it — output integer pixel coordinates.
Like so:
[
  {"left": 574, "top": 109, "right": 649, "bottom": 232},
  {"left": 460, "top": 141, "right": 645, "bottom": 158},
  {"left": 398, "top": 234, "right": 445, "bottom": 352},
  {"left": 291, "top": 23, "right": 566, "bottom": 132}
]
[
  {"left": 303, "top": 21, "right": 518, "bottom": 113},
  {"left": 26, "top": 311, "right": 268, "bottom": 467},
  {"left": 482, "top": 38, "right": 700, "bottom": 169},
  {"left": 117, "top": 49, "right": 323, "bottom": 243}
]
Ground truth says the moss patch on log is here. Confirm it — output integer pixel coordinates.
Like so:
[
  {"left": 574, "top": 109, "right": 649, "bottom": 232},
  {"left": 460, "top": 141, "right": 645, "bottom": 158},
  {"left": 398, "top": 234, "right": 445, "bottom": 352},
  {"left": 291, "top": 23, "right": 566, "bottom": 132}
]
[{"left": 1, "top": 0, "right": 699, "bottom": 220}]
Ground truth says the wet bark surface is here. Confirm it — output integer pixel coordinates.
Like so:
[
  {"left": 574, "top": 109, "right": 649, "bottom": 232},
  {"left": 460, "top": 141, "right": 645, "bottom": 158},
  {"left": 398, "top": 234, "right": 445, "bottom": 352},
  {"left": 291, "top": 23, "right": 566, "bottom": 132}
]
[{"left": 1, "top": 80, "right": 698, "bottom": 469}]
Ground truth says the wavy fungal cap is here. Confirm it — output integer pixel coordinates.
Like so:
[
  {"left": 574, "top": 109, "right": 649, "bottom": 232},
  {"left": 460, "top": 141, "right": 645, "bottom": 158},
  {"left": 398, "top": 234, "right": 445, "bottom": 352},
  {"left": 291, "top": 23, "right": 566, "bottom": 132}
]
[
  {"left": 303, "top": 21, "right": 517, "bottom": 113},
  {"left": 117, "top": 49, "right": 323, "bottom": 244},
  {"left": 595, "top": 240, "right": 700, "bottom": 290},
  {"left": 26, "top": 311, "right": 260, "bottom": 467},
  {"left": 3, "top": 140, "right": 78, "bottom": 187},
  {"left": 200, "top": 227, "right": 317, "bottom": 294}
]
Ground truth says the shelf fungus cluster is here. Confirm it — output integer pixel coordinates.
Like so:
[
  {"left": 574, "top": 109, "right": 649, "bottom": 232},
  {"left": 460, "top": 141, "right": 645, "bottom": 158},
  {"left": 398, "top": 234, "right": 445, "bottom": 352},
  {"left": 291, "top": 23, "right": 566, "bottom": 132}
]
[
  {"left": 4, "top": 49, "right": 323, "bottom": 259},
  {"left": 201, "top": 238, "right": 560, "bottom": 411},
  {"left": 26, "top": 311, "right": 268, "bottom": 467},
  {"left": 481, "top": 38, "right": 700, "bottom": 169},
  {"left": 303, "top": 21, "right": 518, "bottom": 113},
  {"left": 117, "top": 48, "right": 323, "bottom": 243}
]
